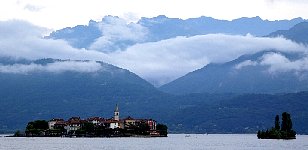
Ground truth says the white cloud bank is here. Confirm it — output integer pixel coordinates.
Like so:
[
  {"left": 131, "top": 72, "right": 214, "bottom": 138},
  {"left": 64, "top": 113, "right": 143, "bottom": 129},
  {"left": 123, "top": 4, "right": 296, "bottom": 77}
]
[
  {"left": 235, "top": 60, "right": 258, "bottom": 69},
  {"left": 0, "top": 61, "right": 102, "bottom": 74},
  {"left": 104, "top": 34, "right": 307, "bottom": 86},
  {"left": 235, "top": 52, "right": 308, "bottom": 73},
  {"left": 89, "top": 16, "right": 148, "bottom": 52},
  {"left": 261, "top": 53, "right": 307, "bottom": 73},
  {"left": 1, "top": 20, "right": 308, "bottom": 86},
  {"left": 0, "top": 20, "right": 107, "bottom": 61}
]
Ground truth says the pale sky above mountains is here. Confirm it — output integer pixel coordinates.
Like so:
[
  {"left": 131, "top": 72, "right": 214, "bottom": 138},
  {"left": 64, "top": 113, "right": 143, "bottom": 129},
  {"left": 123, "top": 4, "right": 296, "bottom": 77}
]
[{"left": 0, "top": 0, "right": 308, "bottom": 29}]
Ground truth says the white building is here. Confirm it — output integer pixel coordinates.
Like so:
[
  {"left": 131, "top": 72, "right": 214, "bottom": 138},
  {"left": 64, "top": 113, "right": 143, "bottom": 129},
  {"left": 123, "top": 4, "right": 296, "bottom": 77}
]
[
  {"left": 48, "top": 118, "right": 64, "bottom": 129},
  {"left": 109, "top": 121, "right": 119, "bottom": 129}
]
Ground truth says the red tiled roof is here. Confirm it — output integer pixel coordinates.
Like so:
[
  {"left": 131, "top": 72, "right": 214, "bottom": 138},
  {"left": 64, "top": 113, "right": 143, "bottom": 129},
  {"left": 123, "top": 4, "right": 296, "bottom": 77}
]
[
  {"left": 123, "top": 116, "right": 134, "bottom": 120},
  {"left": 87, "top": 117, "right": 105, "bottom": 121},
  {"left": 50, "top": 118, "right": 64, "bottom": 122},
  {"left": 68, "top": 117, "right": 81, "bottom": 121},
  {"left": 103, "top": 119, "right": 120, "bottom": 123},
  {"left": 54, "top": 121, "right": 67, "bottom": 125}
]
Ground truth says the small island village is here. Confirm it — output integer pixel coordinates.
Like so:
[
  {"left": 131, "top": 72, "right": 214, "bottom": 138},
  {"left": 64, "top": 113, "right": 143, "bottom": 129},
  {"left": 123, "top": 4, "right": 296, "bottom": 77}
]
[
  {"left": 16, "top": 104, "right": 168, "bottom": 137},
  {"left": 15, "top": 103, "right": 296, "bottom": 139}
]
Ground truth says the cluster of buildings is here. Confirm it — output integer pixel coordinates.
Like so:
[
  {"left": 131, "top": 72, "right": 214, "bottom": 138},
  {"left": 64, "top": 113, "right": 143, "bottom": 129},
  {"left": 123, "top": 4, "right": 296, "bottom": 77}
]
[{"left": 47, "top": 104, "right": 159, "bottom": 136}]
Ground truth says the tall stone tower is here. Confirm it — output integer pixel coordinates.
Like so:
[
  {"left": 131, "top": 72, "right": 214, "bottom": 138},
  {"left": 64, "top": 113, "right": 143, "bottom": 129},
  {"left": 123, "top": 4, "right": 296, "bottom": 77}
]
[{"left": 114, "top": 104, "right": 119, "bottom": 121}]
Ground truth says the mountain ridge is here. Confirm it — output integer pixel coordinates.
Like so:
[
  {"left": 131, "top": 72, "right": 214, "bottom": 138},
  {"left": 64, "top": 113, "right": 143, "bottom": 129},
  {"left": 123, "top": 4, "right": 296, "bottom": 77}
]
[
  {"left": 48, "top": 16, "right": 306, "bottom": 50},
  {"left": 0, "top": 58, "right": 165, "bottom": 131},
  {"left": 2, "top": 18, "right": 308, "bottom": 134},
  {"left": 159, "top": 21, "right": 308, "bottom": 94},
  {"left": 268, "top": 21, "right": 308, "bottom": 44},
  {"left": 159, "top": 50, "right": 308, "bottom": 94}
]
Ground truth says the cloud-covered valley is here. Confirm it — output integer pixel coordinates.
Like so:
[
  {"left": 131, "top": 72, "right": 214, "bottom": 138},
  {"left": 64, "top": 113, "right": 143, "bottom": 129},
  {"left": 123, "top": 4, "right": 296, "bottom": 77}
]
[{"left": 0, "top": 19, "right": 307, "bottom": 86}]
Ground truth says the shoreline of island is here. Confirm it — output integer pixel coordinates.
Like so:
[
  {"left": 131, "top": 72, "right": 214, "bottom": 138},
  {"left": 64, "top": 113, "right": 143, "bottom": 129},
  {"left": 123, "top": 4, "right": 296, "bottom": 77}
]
[{"left": 13, "top": 104, "right": 168, "bottom": 138}]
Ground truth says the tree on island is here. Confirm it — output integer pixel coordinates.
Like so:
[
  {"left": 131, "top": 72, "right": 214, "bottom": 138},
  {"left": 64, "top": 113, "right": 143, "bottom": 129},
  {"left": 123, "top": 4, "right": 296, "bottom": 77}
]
[
  {"left": 275, "top": 115, "right": 280, "bottom": 130},
  {"left": 19, "top": 119, "right": 168, "bottom": 137},
  {"left": 156, "top": 124, "right": 168, "bottom": 137},
  {"left": 25, "top": 120, "right": 49, "bottom": 136},
  {"left": 257, "top": 112, "right": 296, "bottom": 139}
]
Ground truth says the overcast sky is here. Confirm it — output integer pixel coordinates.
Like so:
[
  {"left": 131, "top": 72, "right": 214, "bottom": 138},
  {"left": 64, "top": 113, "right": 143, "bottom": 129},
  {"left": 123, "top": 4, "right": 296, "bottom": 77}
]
[{"left": 1, "top": 0, "right": 308, "bottom": 29}]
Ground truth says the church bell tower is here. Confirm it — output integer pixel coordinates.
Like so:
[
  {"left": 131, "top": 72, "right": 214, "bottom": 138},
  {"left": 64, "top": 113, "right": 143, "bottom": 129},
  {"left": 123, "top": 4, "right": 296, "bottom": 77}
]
[{"left": 114, "top": 104, "right": 119, "bottom": 121}]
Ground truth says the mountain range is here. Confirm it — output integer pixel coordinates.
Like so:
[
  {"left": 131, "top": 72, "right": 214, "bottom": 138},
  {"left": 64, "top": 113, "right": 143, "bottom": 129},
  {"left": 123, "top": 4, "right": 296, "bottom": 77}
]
[
  {"left": 159, "top": 50, "right": 308, "bottom": 94},
  {"left": 48, "top": 16, "right": 306, "bottom": 50},
  {"left": 160, "top": 21, "right": 308, "bottom": 94},
  {"left": 1, "top": 16, "right": 308, "bottom": 134},
  {"left": 0, "top": 58, "right": 165, "bottom": 131},
  {"left": 0, "top": 58, "right": 307, "bottom": 134},
  {"left": 268, "top": 22, "right": 308, "bottom": 44}
]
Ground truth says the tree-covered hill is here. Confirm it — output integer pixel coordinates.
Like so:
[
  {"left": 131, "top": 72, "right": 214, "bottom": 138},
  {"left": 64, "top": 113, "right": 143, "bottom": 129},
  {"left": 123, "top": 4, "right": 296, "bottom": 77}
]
[
  {"left": 0, "top": 58, "right": 167, "bottom": 132},
  {"left": 160, "top": 92, "right": 308, "bottom": 134},
  {"left": 0, "top": 58, "right": 307, "bottom": 134}
]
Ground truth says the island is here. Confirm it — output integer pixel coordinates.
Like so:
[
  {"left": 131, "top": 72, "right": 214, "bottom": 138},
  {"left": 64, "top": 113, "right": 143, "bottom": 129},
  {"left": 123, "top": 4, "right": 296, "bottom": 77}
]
[
  {"left": 14, "top": 104, "right": 168, "bottom": 137},
  {"left": 257, "top": 112, "right": 296, "bottom": 139}
]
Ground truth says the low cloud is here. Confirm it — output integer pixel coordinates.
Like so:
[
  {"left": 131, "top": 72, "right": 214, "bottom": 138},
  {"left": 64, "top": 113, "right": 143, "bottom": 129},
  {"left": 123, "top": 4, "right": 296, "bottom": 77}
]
[
  {"left": 0, "top": 20, "right": 107, "bottom": 60},
  {"left": 104, "top": 34, "right": 307, "bottom": 86},
  {"left": 89, "top": 16, "right": 148, "bottom": 52},
  {"left": 235, "top": 60, "right": 258, "bottom": 69},
  {"left": 0, "top": 61, "right": 102, "bottom": 74},
  {"left": 0, "top": 20, "right": 46, "bottom": 38},
  {"left": 1, "top": 20, "right": 308, "bottom": 86},
  {"left": 235, "top": 52, "right": 308, "bottom": 78},
  {"left": 261, "top": 53, "right": 308, "bottom": 73}
]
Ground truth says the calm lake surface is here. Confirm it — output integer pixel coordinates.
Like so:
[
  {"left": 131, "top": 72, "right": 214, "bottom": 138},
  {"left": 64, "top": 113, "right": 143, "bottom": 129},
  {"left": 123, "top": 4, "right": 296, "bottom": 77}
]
[{"left": 1, "top": 134, "right": 308, "bottom": 150}]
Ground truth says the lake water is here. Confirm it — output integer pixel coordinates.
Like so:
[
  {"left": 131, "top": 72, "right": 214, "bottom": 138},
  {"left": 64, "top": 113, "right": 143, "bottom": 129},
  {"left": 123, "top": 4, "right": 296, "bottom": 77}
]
[{"left": 1, "top": 134, "right": 307, "bottom": 150}]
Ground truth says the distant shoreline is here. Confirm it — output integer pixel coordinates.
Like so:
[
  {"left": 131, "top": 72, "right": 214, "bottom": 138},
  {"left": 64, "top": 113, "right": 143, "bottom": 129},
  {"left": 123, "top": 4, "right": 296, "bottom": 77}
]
[{"left": 4, "top": 135, "right": 167, "bottom": 138}]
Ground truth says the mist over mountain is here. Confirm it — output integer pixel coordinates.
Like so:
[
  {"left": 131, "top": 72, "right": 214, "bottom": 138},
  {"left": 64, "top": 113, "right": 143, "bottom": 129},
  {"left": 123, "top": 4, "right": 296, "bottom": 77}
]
[
  {"left": 1, "top": 17, "right": 308, "bottom": 134},
  {"left": 0, "top": 58, "right": 164, "bottom": 131},
  {"left": 48, "top": 15, "right": 305, "bottom": 50},
  {"left": 160, "top": 50, "right": 308, "bottom": 94},
  {"left": 46, "top": 16, "right": 307, "bottom": 86},
  {"left": 160, "top": 22, "right": 308, "bottom": 94},
  {"left": 1, "top": 57, "right": 308, "bottom": 134},
  {"left": 139, "top": 15, "right": 304, "bottom": 40},
  {"left": 1, "top": 58, "right": 307, "bottom": 134},
  {"left": 47, "top": 20, "right": 101, "bottom": 49},
  {"left": 268, "top": 21, "right": 308, "bottom": 44}
]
